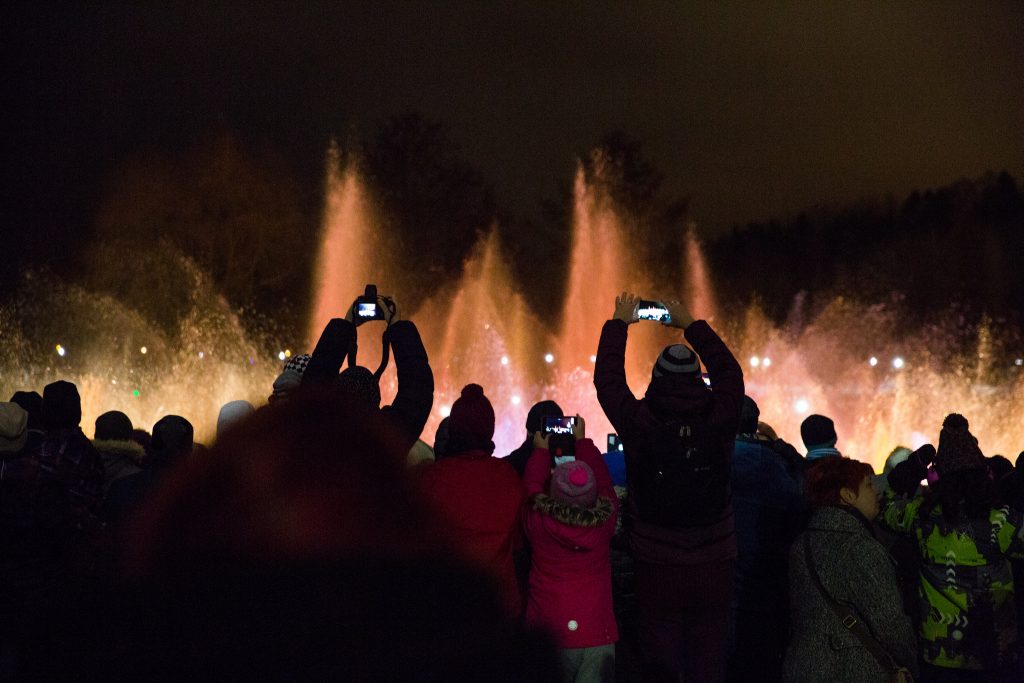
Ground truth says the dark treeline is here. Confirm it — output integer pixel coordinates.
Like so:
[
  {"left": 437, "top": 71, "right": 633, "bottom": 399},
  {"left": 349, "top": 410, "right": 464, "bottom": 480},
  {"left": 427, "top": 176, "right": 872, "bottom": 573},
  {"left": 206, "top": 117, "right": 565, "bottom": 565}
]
[{"left": 706, "top": 171, "right": 1024, "bottom": 329}]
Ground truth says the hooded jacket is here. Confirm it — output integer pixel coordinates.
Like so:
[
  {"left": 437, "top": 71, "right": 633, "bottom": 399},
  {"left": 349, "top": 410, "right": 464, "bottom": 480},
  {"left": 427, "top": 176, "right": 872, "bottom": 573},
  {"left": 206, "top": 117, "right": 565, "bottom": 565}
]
[
  {"left": 93, "top": 439, "right": 144, "bottom": 494},
  {"left": 593, "top": 319, "right": 744, "bottom": 564},
  {"left": 522, "top": 438, "right": 618, "bottom": 649},
  {"left": 418, "top": 449, "right": 526, "bottom": 617}
]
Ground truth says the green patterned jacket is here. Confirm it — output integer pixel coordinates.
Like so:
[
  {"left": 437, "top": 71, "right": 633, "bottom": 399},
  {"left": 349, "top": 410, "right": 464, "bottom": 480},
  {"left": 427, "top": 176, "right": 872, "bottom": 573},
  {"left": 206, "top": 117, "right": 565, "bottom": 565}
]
[{"left": 880, "top": 494, "right": 1024, "bottom": 671}]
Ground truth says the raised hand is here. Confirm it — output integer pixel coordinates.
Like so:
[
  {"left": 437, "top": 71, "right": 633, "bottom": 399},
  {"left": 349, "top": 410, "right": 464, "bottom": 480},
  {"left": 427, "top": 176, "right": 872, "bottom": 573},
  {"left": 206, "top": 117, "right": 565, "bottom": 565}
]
[
  {"left": 664, "top": 299, "right": 695, "bottom": 329},
  {"left": 572, "top": 414, "right": 586, "bottom": 441},
  {"left": 614, "top": 292, "right": 639, "bottom": 324}
]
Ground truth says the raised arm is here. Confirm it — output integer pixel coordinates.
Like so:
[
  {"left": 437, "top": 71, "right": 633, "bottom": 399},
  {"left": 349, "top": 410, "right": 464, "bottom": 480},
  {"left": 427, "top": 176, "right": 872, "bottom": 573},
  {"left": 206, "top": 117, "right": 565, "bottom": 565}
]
[
  {"left": 381, "top": 319, "right": 434, "bottom": 444},
  {"left": 302, "top": 318, "right": 357, "bottom": 388},
  {"left": 594, "top": 293, "right": 642, "bottom": 436},
  {"left": 681, "top": 317, "right": 744, "bottom": 436}
]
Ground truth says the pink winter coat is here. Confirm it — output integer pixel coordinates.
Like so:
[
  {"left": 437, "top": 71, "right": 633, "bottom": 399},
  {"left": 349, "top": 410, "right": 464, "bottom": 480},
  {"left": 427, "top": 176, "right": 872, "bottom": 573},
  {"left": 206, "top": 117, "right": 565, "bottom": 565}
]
[{"left": 522, "top": 438, "right": 619, "bottom": 649}]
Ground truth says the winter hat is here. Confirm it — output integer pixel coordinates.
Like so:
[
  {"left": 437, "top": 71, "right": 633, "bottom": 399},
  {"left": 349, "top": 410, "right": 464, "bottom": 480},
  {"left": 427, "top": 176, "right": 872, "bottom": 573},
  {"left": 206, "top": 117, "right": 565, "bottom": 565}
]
[
  {"left": 42, "top": 380, "right": 82, "bottom": 431},
  {"left": 217, "top": 400, "right": 255, "bottom": 438},
  {"left": 800, "top": 414, "right": 837, "bottom": 450},
  {"left": 337, "top": 366, "right": 381, "bottom": 408},
  {"left": 652, "top": 344, "right": 701, "bottom": 378},
  {"left": 283, "top": 353, "right": 311, "bottom": 375},
  {"left": 448, "top": 384, "right": 495, "bottom": 453},
  {"left": 9, "top": 391, "right": 43, "bottom": 431},
  {"left": 882, "top": 446, "right": 912, "bottom": 475},
  {"left": 935, "top": 413, "right": 985, "bottom": 476},
  {"left": 525, "top": 400, "right": 563, "bottom": 435},
  {"left": 433, "top": 417, "right": 451, "bottom": 459},
  {"left": 0, "top": 402, "right": 29, "bottom": 453},
  {"left": 95, "top": 410, "right": 134, "bottom": 441},
  {"left": 550, "top": 460, "right": 597, "bottom": 508},
  {"left": 149, "top": 415, "right": 194, "bottom": 466},
  {"left": 739, "top": 396, "right": 760, "bottom": 434}
]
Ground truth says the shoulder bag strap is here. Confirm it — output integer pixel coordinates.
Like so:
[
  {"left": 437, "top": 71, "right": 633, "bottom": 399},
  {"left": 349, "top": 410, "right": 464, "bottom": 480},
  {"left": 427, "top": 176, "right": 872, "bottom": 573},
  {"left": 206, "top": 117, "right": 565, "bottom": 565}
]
[{"left": 802, "top": 534, "right": 902, "bottom": 674}]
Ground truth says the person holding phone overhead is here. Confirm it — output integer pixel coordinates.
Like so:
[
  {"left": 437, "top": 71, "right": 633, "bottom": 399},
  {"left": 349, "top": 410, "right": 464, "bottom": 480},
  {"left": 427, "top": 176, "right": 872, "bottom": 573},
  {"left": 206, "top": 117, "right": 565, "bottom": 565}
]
[
  {"left": 594, "top": 293, "right": 744, "bottom": 683},
  {"left": 522, "top": 415, "right": 619, "bottom": 683}
]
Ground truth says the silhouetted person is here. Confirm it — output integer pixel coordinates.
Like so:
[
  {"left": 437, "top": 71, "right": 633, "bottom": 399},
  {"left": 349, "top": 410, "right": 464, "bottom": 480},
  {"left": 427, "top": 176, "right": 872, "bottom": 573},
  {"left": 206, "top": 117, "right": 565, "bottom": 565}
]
[
  {"left": 800, "top": 414, "right": 842, "bottom": 463},
  {"left": 595, "top": 293, "right": 744, "bottom": 683},
  {"left": 92, "top": 410, "right": 143, "bottom": 494},
  {"left": 503, "top": 400, "right": 564, "bottom": 477}
]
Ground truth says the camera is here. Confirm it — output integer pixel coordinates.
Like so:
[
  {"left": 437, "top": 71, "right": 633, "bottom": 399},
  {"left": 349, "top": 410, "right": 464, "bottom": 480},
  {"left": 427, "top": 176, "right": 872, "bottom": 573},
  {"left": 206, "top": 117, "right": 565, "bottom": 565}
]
[
  {"left": 636, "top": 300, "right": 671, "bottom": 324},
  {"left": 352, "top": 284, "right": 394, "bottom": 326},
  {"left": 543, "top": 416, "right": 577, "bottom": 435}
]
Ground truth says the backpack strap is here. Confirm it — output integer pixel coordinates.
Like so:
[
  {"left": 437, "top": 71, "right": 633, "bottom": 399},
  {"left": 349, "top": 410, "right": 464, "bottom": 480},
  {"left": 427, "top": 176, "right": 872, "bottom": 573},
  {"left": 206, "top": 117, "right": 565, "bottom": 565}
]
[{"left": 802, "top": 534, "right": 903, "bottom": 675}]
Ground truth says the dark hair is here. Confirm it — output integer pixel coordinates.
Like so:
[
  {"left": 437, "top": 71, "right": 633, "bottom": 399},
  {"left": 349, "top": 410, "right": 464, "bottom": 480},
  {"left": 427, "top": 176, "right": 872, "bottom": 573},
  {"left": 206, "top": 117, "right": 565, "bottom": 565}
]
[
  {"left": 920, "top": 466, "right": 997, "bottom": 524},
  {"left": 804, "top": 457, "right": 874, "bottom": 508}
]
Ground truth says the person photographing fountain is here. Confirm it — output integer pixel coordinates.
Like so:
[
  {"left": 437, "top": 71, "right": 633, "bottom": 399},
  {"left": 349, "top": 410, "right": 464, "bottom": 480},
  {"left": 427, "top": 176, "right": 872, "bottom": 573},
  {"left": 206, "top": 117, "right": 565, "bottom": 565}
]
[
  {"left": 302, "top": 285, "right": 433, "bottom": 452},
  {"left": 594, "top": 292, "right": 744, "bottom": 683}
]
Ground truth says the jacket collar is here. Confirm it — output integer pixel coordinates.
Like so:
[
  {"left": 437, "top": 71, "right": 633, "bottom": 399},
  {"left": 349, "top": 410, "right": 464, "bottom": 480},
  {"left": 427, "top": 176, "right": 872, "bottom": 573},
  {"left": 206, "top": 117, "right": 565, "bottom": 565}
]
[{"left": 532, "top": 494, "right": 614, "bottom": 527}]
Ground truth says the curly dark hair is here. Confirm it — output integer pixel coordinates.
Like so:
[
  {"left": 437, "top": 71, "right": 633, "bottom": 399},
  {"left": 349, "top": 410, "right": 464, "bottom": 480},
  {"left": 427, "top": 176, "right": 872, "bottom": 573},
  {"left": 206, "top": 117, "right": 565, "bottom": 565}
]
[{"left": 804, "top": 457, "right": 875, "bottom": 508}]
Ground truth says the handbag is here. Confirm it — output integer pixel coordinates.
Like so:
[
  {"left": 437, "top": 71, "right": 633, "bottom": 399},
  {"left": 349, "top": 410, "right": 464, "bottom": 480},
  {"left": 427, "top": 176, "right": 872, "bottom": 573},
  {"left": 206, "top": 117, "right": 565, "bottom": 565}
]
[{"left": 803, "top": 535, "right": 915, "bottom": 683}]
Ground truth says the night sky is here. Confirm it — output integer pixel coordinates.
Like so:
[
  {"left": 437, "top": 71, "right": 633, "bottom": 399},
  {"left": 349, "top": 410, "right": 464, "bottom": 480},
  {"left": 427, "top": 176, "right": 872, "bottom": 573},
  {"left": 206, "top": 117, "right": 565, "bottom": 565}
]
[{"left": 3, "top": 2, "right": 1023, "bottom": 257}]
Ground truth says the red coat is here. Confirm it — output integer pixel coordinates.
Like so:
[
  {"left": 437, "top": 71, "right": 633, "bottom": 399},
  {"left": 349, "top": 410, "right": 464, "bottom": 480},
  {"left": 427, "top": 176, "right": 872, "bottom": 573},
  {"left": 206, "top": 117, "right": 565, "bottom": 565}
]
[
  {"left": 522, "top": 439, "right": 618, "bottom": 649},
  {"left": 418, "top": 450, "right": 525, "bottom": 616}
]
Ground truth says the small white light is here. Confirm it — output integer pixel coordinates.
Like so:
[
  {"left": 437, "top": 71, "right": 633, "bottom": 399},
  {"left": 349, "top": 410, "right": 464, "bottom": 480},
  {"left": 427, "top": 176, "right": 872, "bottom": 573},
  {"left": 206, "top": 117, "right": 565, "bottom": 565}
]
[
  {"left": 618, "top": 443, "right": 624, "bottom": 452},
  {"left": 511, "top": 395, "right": 522, "bottom": 406},
  {"left": 500, "top": 355, "right": 509, "bottom": 366},
  {"left": 440, "top": 405, "right": 451, "bottom": 418},
  {"left": 749, "top": 356, "right": 760, "bottom": 368},
  {"left": 589, "top": 355, "right": 597, "bottom": 363},
  {"left": 794, "top": 398, "right": 810, "bottom": 414},
  {"left": 56, "top": 344, "right": 65, "bottom": 357},
  {"left": 544, "top": 353, "right": 555, "bottom": 364},
  {"left": 869, "top": 357, "right": 878, "bottom": 367},
  {"left": 198, "top": 351, "right": 205, "bottom": 359},
  {"left": 1016, "top": 358, "right": 1023, "bottom": 367},
  {"left": 110, "top": 379, "right": 117, "bottom": 385},
  {"left": 140, "top": 346, "right": 147, "bottom": 355},
  {"left": 893, "top": 357, "right": 905, "bottom": 370},
  {"left": 762, "top": 357, "right": 772, "bottom": 368},
  {"left": 278, "top": 351, "right": 286, "bottom": 361}
]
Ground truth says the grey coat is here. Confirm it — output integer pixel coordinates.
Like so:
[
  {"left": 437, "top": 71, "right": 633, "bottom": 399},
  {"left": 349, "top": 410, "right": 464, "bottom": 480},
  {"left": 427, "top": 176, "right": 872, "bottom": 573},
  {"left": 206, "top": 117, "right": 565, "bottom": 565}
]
[{"left": 783, "top": 506, "right": 917, "bottom": 682}]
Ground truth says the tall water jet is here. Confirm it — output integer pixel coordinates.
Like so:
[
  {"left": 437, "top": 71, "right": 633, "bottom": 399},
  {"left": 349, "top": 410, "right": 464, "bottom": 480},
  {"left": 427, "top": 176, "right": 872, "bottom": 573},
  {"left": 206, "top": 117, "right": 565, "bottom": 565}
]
[{"left": 683, "top": 222, "right": 718, "bottom": 322}]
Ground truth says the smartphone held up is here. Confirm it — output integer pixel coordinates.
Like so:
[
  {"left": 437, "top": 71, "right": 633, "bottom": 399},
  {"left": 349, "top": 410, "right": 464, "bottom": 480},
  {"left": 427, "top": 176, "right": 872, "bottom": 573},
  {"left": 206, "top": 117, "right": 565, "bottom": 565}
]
[{"left": 636, "top": 300, "right": 671, "bottom": 324}]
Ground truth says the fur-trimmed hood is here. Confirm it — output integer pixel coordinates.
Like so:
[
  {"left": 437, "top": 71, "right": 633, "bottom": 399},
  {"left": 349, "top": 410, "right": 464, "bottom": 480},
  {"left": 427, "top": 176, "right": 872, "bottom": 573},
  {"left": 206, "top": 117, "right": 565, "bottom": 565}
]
[
  {"left": 532, "top": 493, "right": 614, "bottom": 527},
  {"left": 93, "top": 438, "right": 146, "bottom": 465}
]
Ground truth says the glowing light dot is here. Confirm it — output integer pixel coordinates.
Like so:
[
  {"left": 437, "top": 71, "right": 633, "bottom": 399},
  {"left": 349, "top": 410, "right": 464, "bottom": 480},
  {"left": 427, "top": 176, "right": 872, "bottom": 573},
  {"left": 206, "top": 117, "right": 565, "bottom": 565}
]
[
  {"left": 892, "top": 357, "right": 905, "bottom": 370},
  {"left": 285, "top": 349, "right": 292, "bottom": 358},
  {"left": 140, "top": 346, "right": 147, "bottom": 355},
  {"left": 132, "top": 390, "right": 140, "bottom": 398},
  {"left": 198, "top": 351, "right": 205, "bottom": 359},
  {"left": 55, "top": 344, "right": 65, "bottom": 357},
  {"left": 749, "top": 356, "right": 760, "bottom": 368},
  {"left": 544, "top": 353, "right": 555, "bottom": 364},
  {"left": 500, "top": 355, "right": 510, "bottom": 366},
  {"left": 590, "top": 355, "right": 597, "bottom": 363},
  {"left": 794, "top": 398, "right": 810, "bottom": 414},
  {"left": 440, "top": 405, "right": 452, "bottom": 418},
  {"left": 278, "top": 351, "right": 286, "bottom": 361},
  {"left": 1016, "top": 359, "right": 1023, "bottom": 367},
  {"left": 869, "top": 357, "right": 878, "bottom": 367},
  {"left": 762, "top": 357, "right": 772, "bottom": 368},
  {"left": 110, "top": 379, "right": 117, "bottom": 385},
  {"left": 511, "top": 395, "right": 522, "bottom": 406}
]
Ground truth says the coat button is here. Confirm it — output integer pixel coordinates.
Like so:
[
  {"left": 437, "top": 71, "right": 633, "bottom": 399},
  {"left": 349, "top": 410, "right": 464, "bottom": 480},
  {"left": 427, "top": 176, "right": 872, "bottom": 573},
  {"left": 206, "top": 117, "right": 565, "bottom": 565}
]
[
  {"left": 567, "top": 620, "right": 578, "bottom": 631},
  {"left": 952, "top": 630, "right": 963, "bottom": 641}
]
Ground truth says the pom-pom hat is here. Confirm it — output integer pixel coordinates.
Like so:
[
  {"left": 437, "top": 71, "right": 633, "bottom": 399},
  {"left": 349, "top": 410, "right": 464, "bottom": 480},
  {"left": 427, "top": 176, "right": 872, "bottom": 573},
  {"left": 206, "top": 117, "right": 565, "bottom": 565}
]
[{"left": 550, "top": 460, "right": 597, "bottom": 508}]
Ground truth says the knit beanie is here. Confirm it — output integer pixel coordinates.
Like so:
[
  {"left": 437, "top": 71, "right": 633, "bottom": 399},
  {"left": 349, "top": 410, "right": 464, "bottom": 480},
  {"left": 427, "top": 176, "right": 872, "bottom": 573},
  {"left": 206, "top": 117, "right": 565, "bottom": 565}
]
[
  {"left": 42, "top": 380, "right": 82, "bottom": 431},
  {"left": 652, "top": 344, "right": 701, "bottom": 379},
  {"left": 935, "top": 413, "right": 985, "bottom": 476},
  {"left": 448, "top": 384, "right": 495, "bottom": 453},
  {"left": 800, "top": 414, "right": 837, "bottom": 450},
  {"left": 0, "top": 403, "right": 29, "bottom": 453},
  {"left": 525, "top": 400, "right": 563, "bottom": 435},
  {"left": 149, "top": 415, "right": 194, "bottom": 466},
  {"left": 9, "top": 391, "right": 43, "bottom": 431},
  {"left": 217, "top": 400, "right": 255, "bottom": 438},
  {"left": 550, "top": 460, "right": 597, "bottom": 508},
  {"left": 739, "top": 396, "right": 760, "bottom": 435},
  {"left": 283, "top": 353, "right": 311, "bottom": 375},
  {"left": 337, "top": 366, "right": 381, "bottom": 408},
  {"left": 95, "top": 410, "right": 134, "bottom": 441}
]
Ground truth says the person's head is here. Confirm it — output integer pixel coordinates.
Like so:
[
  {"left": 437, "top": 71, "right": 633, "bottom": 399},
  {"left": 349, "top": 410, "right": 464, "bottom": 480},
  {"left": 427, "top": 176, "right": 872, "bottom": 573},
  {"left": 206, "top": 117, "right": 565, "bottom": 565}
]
[
  {"left": 738, "top": 396, "right": 760, "bottom": 435},
  {"left": 0, "top": 402, "right": 29, "bottom": 454},
  {"left": 433, "top": 417, "right": 451, "bottom": 459},
  {"left": 524, "top": 400, "right": 563, "bottom": 438},
  {"left": 988, "top": 455, "right": 1013, "bottom": 482},
  {"left": 549, "top": 460, "right": 597, "bottom": 508},
  {"left": 447, "top": 384, "right": 495, "bottom": 455},
  {"left": 217, "top": 400, "right": 255, "bottom": 439},
  {"left": 805, "top": 456, "right": 878, "bottom": 519},
  {"left": 337, "top": 366, "right": 381, "bottom": 409},
  {"left": 42, "top": 380, "right": 82, "bottom": 432},
  {"left": 800, "top": 414, "right": 837, "bottom": 451},
  {"left": 95, "top": 410, "right": 134, "bottom": 441},
  {"left": 934, "top": 413, "right": 985, "bottom": 477},
  {"left": 149, "top": 415, "right": 194, "bottom": 466},
  {"left": 883, "top": 446, "right": 912, "bottom": 475},
  {"left": 9, "top": 391, "right": 43, "bottom": 431}
]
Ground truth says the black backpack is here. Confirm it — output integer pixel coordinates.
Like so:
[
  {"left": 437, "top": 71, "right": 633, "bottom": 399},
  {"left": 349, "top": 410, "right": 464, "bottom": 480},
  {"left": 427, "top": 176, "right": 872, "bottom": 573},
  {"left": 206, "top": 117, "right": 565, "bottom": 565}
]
[{"left": 629, "top": 417, "right": 731, "bottom": 527}]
